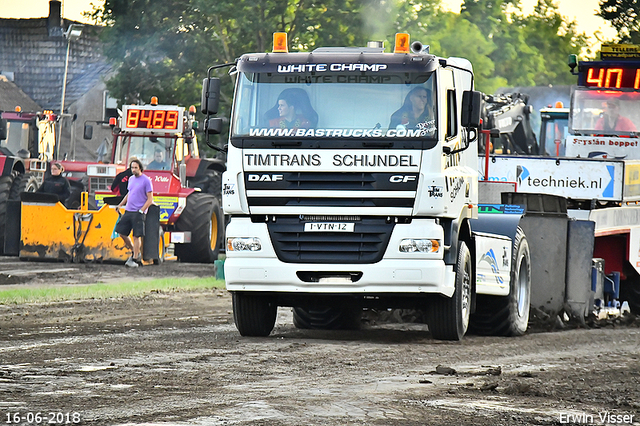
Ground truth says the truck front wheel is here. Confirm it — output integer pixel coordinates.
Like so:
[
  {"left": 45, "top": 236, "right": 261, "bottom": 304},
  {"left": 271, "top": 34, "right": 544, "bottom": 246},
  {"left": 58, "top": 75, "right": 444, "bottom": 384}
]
[
  {"left": 232, "top": 292, "right": 277, "bottom": 337},
  {"left": 470, "top": 227, "right": 531, "bottom": 336},
  {"left": 428, "top": 241, "right": 472, "bottom": 341}
]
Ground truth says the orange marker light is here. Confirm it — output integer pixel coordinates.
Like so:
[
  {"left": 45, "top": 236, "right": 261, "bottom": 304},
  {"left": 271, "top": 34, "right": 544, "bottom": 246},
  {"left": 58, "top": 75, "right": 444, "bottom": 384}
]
[
  {"left": 150, "top": 96, "right": 159, "bottom": 106},
  {"left": 394, "top": 33, "right": 410, "bottom": 53},
  {"left": 273, "top": 32, "right": 288, "bottom": 53},
  {"left": 14, "top": 106, "right": 22, "bottom": 112},
  {"left": 554, "top": 101, "right": 564, "bottom": 108},
  {"left": 109, "top": 117, "right": 117, "bottom": 126},
  {"left": 189, "top": 105, "right": 196, "bottom": 114}
]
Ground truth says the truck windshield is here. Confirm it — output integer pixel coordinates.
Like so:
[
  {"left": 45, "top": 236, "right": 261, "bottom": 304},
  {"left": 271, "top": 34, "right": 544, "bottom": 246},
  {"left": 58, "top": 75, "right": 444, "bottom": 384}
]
[
  {"left": 115, "top": 135, "right": 175, "bottom": 171},
  {"left": 232, "top": 71, "right": 437, "bottom": 139},
  {"left": 570, "top": 88, "right": 640, "bottom": 136}
]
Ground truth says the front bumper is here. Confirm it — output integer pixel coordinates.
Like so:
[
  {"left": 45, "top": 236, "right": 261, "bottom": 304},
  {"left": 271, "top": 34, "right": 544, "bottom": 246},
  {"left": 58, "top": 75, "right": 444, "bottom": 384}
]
[{"left": 224, "top": 218, "right": 455, "bottom": 297}]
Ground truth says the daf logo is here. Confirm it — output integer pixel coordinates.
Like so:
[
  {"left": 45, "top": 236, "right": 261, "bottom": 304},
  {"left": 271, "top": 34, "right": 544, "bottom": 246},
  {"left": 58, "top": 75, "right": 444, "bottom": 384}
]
[
  {"left": 389, "top": 175, "right": 416, "bottom": 183},
  {"left": 248, "top": 174, "right": 284, "bottom": 182}
]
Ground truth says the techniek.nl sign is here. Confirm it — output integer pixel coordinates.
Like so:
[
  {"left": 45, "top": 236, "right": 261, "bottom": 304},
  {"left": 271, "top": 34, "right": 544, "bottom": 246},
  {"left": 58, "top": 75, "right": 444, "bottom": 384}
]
[{"left": 479, "top": 157, "right": 624, "bottom": 201}]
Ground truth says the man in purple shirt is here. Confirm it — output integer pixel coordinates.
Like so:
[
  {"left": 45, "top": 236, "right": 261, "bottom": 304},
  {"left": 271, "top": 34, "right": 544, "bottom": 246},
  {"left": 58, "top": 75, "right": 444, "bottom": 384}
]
[{"left": 115, "top": 158, "right": 154, "bottom": 267}]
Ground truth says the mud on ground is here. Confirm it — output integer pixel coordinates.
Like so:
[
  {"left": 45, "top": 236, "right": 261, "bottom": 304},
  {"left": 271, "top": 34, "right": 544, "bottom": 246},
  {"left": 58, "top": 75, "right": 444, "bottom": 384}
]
[{"left": 0, "top": 257, "right": 639, "bottom": 425}]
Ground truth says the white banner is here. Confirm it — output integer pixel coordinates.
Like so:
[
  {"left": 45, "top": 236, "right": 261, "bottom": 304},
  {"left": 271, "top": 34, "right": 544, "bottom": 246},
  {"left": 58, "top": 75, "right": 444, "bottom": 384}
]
[
  {"left": 566, "top": 135, "right": 640, "bottom": 159},
  {"left": 479, "top": 156, "right": 624, "bottom": 201}
]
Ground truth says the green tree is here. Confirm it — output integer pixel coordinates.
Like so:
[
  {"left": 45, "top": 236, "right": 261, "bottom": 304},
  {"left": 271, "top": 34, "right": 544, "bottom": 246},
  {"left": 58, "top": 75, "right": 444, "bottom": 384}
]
[
  {"left": 90, "top": 0, "right": 593, "bottom": 117},
  {"left": 460, "top": 0, "right": 590, "bottom": 89},
  {"left": 517, "top": 0, "right": 590, "bottom": 85},
  {"left": 598, "top": 0, "right": 640, "bottom": 43}
]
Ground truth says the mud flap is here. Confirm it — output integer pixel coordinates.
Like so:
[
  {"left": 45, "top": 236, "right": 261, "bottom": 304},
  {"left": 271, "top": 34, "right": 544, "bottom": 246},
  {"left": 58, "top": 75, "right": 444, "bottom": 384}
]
[
  {"left": 142, "top": 204, "right": 160, "bottom": 261},
  {"left": 565, "top": 220, "right": 596, "bottom": 321}
]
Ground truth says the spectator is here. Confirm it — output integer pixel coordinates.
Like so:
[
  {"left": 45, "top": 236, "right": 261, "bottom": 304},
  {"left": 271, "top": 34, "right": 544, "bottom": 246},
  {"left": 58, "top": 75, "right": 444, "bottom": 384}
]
[
  {"left": 36, "top": 162, "right": 71, "bottom": 203},
  {"left": 115, "top": 158, "right": 154, "bottom": 268}
]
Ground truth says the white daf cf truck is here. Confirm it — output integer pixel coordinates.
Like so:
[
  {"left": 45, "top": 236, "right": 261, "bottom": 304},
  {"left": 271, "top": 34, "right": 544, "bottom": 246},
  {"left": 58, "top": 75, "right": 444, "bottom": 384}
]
[{"left": 201, "top": 33, "right": 540, "bottom": 340}]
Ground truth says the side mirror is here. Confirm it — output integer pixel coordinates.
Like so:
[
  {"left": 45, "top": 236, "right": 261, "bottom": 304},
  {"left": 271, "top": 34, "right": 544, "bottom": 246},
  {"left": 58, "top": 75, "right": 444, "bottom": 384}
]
[
  {"left": 201, "top": 78, "right": 221, "bottom": 115},
  {"left": 83, "top": 124, "right": 93, "bottom": 140},
  {"left": 205, "top": 117, "right": 223, "bottom": 135},
  {"left": 461, "top": 90, "right": 482, "bottom": 128},
  {"left": 0, "top": 118, "right": 6, "bottom": 141}
]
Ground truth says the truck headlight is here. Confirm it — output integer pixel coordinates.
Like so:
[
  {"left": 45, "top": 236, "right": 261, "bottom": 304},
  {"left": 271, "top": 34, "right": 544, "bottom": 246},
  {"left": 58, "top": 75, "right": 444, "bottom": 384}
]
[
  {"left": 399, "top": 238, "right": 440, "bottom": 253},
  {"left": 227, "top": 237, "right": 262, "bottom": 252}
]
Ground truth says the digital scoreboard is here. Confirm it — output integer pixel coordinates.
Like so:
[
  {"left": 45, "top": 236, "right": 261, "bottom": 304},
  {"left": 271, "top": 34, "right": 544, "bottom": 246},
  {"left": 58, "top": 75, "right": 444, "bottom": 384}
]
[
  {"left": 122, "top": 105, "right": 184, "bottom": 133},
  {"left": 581, "top": 63, "right": 640, "bottom": 89}
]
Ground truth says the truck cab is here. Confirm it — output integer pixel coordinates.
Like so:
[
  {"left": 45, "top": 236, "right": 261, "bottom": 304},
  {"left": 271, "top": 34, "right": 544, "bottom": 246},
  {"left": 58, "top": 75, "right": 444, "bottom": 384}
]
[{"left": 204, "top": 33, "right": 533, "bottom": 340}]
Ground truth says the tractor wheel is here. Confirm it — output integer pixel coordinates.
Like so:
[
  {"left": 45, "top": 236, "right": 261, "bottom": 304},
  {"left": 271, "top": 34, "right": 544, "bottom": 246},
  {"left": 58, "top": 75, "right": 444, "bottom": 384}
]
[
  {"left": 174, "top": 192, "right": 223, "bottom": 263},
  {"left": 9, "top": 172, "right": 39, "bottom": 200},
  {"left": 292, "top": 305, "right": 362, "bottom": 330},
  {"left": 232, "top": 291, "right": 277, "bottom": 337},
  {"left": 206, "top": 170, "right": 223, "bottom": 198},
  {"left": 189, "top": 169, "right": 223, "bottom": 198},
  {"left": 0, "top": 175, "right": 14, "bottom": 254},
  {"left": 470, "top": 227, "right": 532, "bottom": 336},
  {"left": 428, "top": 241, "right": 472, "bottom": 341}
]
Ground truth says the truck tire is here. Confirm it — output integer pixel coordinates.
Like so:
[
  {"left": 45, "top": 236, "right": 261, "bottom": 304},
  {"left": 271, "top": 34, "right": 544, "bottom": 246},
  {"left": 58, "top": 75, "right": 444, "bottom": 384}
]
[
  {"left": 292, "top": 305, "right": 362, "bottom": 330},
  {"left": 0, "top": 175, "right": 13, "bottom": 254},
  {"left": 470, "top": 227, "right": 531, "bottom": 336},
  {"left": 9, "top": 172, "right": 39, "bottom": 200},
  {"left": 428, "top": 241, "right": 472, "bottom": 341},
  {"left": 619, "top": 266, "right": 640, "bottom": 315},
  {"left": 174, "top": 192, "right": 222, "bottom": 263},
  {"left": 232, "top": 291, "right": 277, "bottom": 337}
]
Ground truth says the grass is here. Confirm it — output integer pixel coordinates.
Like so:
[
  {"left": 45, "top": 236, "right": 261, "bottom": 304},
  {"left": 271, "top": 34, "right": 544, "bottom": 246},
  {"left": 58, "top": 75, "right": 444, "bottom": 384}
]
[{"left": 0, "top": 277, "right": 226, "bottom": 305}]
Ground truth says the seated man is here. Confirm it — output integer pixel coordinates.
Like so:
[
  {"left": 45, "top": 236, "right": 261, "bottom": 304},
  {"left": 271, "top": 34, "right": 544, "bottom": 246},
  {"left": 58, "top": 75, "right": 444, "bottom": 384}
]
[
  {"left": 595, "top": 99, "right": 637, "bottom": 132},
  {"left": 146, "top": 149, "right": 169, "bottom": 170},
  {"left": 268, "top": 90, "right": 314, "bottom": 131}
]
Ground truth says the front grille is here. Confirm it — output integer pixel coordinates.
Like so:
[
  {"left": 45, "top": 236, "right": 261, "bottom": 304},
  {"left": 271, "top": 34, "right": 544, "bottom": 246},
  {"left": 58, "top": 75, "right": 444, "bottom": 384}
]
[
  {"left": 245, "top": 171, "right": 418, "bottom": 210},
  {"left": 89, "top": 177, "right": 112, "bottom": 196},
  {"left": 267, "top": 216, "right": 395, "bottom": 264}
]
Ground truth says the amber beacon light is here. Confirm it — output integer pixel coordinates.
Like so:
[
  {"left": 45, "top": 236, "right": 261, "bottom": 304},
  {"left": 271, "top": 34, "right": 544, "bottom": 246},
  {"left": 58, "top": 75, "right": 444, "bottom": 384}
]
[
  {"left": 273, "top": 32, "right": 288, "bottom": 53},
  {"left": 394, "top": 33, "right": 410, "bottom": 53}
]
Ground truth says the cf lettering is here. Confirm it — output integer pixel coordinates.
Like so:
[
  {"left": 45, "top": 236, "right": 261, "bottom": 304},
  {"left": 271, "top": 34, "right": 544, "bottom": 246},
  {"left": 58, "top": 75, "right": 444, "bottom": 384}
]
[{"left": 389, "top": 175, "right": 416, "bottom": 183}]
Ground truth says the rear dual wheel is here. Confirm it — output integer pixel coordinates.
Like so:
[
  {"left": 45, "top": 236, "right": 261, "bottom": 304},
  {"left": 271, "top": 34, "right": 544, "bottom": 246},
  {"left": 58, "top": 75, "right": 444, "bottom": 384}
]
[{"left": 470, "top": 227, "right": 531, "bottom": 336}]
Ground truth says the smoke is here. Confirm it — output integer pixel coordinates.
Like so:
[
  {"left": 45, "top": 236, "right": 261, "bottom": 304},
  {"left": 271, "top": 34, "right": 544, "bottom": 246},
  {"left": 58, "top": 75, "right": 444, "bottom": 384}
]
[
  {"left": 496, "top": 85, "right": 571, "bottom": 139},
  {"left": 361, "top": 0, "right": 399, "bottom": 42}
]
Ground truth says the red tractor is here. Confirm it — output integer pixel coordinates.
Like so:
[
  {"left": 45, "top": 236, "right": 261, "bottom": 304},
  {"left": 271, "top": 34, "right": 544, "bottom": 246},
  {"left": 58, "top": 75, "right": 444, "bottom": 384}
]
[
  {"left": 82, "top": 98, "right": 225, "bottom": 263},
  {"left": 0, "top": 107, "right": 54, "bottom": 252}
]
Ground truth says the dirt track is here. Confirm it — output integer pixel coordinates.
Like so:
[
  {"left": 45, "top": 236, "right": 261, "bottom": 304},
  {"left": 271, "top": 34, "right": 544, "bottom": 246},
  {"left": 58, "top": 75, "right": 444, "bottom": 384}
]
[{"left": 1, "top": 256, "right": 639, "bottom": 426}]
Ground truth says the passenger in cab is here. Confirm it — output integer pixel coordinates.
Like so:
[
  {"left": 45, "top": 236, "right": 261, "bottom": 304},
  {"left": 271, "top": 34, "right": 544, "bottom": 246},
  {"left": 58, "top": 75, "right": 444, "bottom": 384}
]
[{"left": 389, "top": 87, "right": 435, "bottom": 133}]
